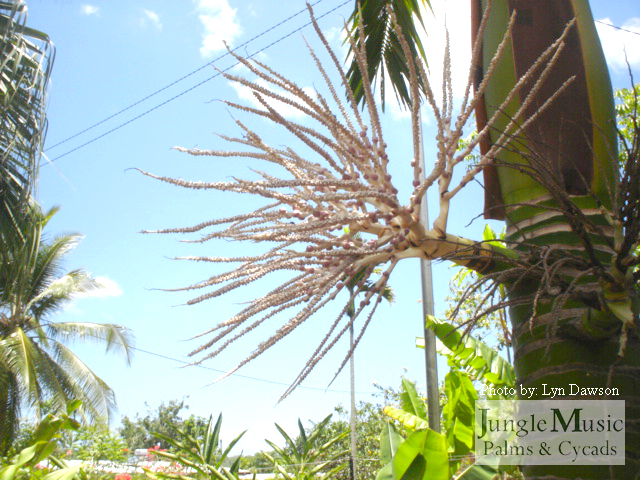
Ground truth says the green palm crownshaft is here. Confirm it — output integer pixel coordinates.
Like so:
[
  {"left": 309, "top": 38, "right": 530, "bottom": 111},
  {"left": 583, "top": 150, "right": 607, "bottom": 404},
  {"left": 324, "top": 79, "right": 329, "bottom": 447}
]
[{"left": 473, "top": 1, "right": 638, "bottom": 478}]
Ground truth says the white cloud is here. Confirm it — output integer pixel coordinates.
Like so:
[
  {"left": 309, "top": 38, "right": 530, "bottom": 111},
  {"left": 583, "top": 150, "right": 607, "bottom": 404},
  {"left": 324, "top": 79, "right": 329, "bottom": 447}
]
[
  {"left": 418, "top": 0, "right": 473, "bottom": 101},
  {"left": 141, "top": 9, "right": 162, "bottom": 30},
  {"left": 196, "top": 0, "right": 242, "bottom": 58},
  {"left": 247, "top": 4, "right": 258, "bottom": 18},
  {"left": 80, "top": 5, "right": 99, "bottom": 16},
  {"left": 229, "top": 78, "right": 316, "bottom": 121},
  {"left": 322, "top": 26, "right": 344, "bottom": 45},
  {"left": 596, "top": 17, "right": 640, "bottom": 72},
  {"left": 76, "top": 276, "right": 123, "bottom": 299},
  {"left": 387, "top": 100, "right": 411, "bottom": 122}
]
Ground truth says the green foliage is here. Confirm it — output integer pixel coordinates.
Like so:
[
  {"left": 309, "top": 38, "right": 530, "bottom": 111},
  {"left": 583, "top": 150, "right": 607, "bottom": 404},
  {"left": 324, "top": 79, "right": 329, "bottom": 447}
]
[
  {"left": 377, "top": 378, "right": 448, "bottom": 480},
  {"left": 380, "top": 317, "right": 523, "bottom": 479},
  {"left": 275, "top": 398, "right": 390, "bottom": 480},
  {"left": 441, "top": 370, "right": 476, "bottom": 471},
  {"left": 382, "top": 378, "right": 428, "bottom": 432},
  {"left": 345, "top": 0, "right": 432, "bottom": 110},
  {"left": 614, "top": 83, "right": 639, "bottom": 167},
  {"left": 260, "top": 414, "right": 348, "bottom": 480},
  {"left": 143, "top": 413, "right": 246, "bottom": 480},
  {"left": 422, "top": 316, "right": 515, "bottom": 388},
  {"left": 443, "top": 227, "right": 512, "bottom": 359},
  {"left": 0, "top": 206, "right": 134, "bottom": 452},
  {"left": 0, "top": 401, "right": 83, "bottom": 480},
  {"left": 377, "top": 420, "right": 403, "bottom": 476},
  {"left": 72, "top": 421, "right": 127, "bottom": 463},
  {"left": 5, "top": 422, "right": 36, "bottom": 459},
  {"left": 0, "top": 0, "right": 54, "bottom": 241},
  {"left": 118, "top": 399, "right": 207, "bottom": 451},
  {"left": 392, "top": 428, "right": 448, "bottom": 480}
]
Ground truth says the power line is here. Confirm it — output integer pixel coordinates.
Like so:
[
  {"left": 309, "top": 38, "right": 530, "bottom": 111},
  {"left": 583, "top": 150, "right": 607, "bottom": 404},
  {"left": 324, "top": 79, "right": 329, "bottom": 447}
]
[
  {"left": 43, "top": 9, "right": 636, "bottom": 164},
  {"left": 130, "top": 344, "right": 377, "bottom": 396},
  {"left": 595, "top": 19, "right": 640, "bottom": 36},
  {"left": 37, "top": 325, "right": 379, "bottom": 395},
  {"left": 44, "top": 0, "right": 331, "bottom": 153},
  {"left": 44, "top": 0, "right": 351, "bottom": 164}
]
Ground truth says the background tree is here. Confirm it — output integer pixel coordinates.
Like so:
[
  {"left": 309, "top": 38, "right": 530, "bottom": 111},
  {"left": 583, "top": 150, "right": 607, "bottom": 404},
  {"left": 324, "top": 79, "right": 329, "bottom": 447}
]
[
  {"left": 118, "top": 398, "right": 207, "bottom": 451},
  {"left": 72, "top": 420, "right": 128, "bottom": 463},
  {"left": 0, "top": 205, "right": 134, "bottom": 454},
  {"left": 0, "top": 0, "right": 54, "bottom": 451},
  {"left": 0, "top": 1, "right": 135, "bottom": 457}
]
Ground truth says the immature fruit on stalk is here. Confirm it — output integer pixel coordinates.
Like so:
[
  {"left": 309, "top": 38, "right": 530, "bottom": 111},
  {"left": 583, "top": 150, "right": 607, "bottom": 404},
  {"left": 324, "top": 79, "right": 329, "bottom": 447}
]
[{"left": 472, "top": 0, "right": 618, "bottom": 220}]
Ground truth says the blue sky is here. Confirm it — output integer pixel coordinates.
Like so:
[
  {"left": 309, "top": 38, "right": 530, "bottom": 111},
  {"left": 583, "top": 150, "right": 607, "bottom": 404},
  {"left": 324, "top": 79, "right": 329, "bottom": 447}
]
[{"left": 25, "top": 0, "right": 640, "bottom": 454}]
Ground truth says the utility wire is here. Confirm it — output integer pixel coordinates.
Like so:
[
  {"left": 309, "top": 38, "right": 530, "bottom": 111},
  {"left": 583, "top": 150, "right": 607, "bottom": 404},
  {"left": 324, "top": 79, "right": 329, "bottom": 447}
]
[
  {"left": 43, "top": 9, "right": 635, "bottom": 164},
  {"left": 44, "top": 0, "right": 331, "bottom": 153},
  {"left": 44, "top": 0, "right": 351, "bottom": 164},
  {"left": 595, "top": 19, "right": 640, "bottom": 36},
  {"left": 37, "top": 325, "right": 379, "bottom": 395},
  {"left": 130, "top": 344, "right": 377, "bottom": 396}
]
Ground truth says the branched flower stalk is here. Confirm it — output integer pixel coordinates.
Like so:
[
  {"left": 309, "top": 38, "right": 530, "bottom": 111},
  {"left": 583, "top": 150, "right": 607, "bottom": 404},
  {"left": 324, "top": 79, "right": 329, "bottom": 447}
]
[{"left": 139, "top": 1, "right": 575, "bottom": 399}]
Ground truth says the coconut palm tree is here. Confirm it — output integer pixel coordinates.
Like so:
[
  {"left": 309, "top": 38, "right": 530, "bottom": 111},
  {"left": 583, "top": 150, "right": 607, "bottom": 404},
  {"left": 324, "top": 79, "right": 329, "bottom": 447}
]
[
  {"left": 0, "top": 0, "right": 134, "bottom": 458},
  {"left": 0, "top": 0, "right": 53, "bottom": 241},
  {"left": 0, "top": 205, "right": 134, "bottom": 454},
  {"left": 346, "top": 1, "right": 639, "bottom": 478}
]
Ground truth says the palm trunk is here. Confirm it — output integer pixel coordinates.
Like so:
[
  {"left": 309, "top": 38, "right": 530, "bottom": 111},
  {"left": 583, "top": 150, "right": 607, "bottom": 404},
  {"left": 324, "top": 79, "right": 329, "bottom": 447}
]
[
  {"left": 472, "top": 1, "right": 640, "bottom": 478},
  {"left": 505, "top": 198, "right": 640, "bottom": 479}
]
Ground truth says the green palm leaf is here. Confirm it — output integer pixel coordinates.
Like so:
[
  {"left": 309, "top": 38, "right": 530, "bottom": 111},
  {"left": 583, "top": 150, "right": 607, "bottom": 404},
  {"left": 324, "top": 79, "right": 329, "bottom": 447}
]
[
  {"left": 46, "top": 341, "right": 116, "bottom": 420},
  {"left": 0, "top": 1, "right": 54, "bottom": 241},
  {"left": 44, "top": 322, "right": 134, "bottom": 364},
  {"left": 346, "top": 0, "right": 431, "bottom": 109},
  {"left": 0, "top": 342, "right": 19, "bottom": 451}
]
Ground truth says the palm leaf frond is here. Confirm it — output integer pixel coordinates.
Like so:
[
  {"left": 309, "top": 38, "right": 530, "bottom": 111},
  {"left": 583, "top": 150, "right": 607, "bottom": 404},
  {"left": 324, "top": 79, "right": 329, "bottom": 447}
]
[
  {"left": 0, "top": 1, "right": 54, "bottom": 239},
  {"left": 47, "top": 340, "right": 117, "bottom": 421},
  {"left": 45, "top": 322, "right": 134, "bottom": 365},
  {"left": 346, "top": 0, "right": 431, "bottom": 109}
]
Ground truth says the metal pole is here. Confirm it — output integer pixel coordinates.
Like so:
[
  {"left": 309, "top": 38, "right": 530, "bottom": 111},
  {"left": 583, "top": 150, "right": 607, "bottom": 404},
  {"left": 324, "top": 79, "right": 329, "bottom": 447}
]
[
  {"left": 349, "top": 321, "right": 357, "bottom": 480},
  {"left": 418, "top": 112, "right": 440, "bottom": 432}
]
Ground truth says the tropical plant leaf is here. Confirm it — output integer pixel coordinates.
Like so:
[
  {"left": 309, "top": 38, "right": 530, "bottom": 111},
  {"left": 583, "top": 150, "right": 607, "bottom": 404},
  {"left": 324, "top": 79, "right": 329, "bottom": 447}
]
[
  {"left": 441, "top": 370, "right": 476, "bottom": 458},
  {"left": 0, "top": 1, "right": 54, "bottom": 242},
  {"left": 399, "top": 377, "right": 428, "bottom": 420},
  {"left": 375, "top": 462, "right": 394, "bottom": 480},
  {"left": 383, "top": 405, "right": 429, "bottom": 431},
  {"left": 392, "top": 429, "right": 448, "bottom": 480},
  {"left": 457, "top": 463, "right": 501, "bottom": 480},
  {"left": 379, "top": 420, "right": 404, "bottom": 465},
  {"left": 419, "top": 316, "right": 515, "bottom": 387},
  {"left": 45, "top": 322, "right": 134, "bottom": 365},
  {"left": 0, "top": 442, "right": 42, "bottom": 480},
  {"left": 40, "top": 465, "right": 83, "bottom": 480}
]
